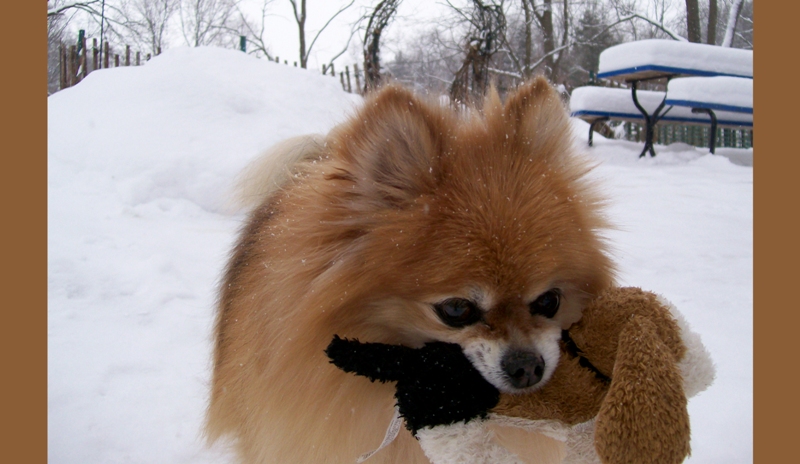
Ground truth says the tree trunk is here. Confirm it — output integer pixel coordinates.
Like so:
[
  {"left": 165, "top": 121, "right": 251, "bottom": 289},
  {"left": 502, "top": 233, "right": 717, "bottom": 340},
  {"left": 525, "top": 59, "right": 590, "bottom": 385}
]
[
  {"left": 707, "top": 0, "right": 718, "bottom": 45},
  {"left": 541, "top": 0, "right": 555, "bottom": 79},
  {"left": 552, "top": 0, "right": 569, "bottom": 81},
  {"left": 298, "top": 0, "right": 307, "bottom": 68},
  {"left": 684, "top": 0, "right": 701, "bottom": 43},
  {"left": 363, "top": 0, "right": 399, "bottom": 92},
  {"left": 722, "top": 0, "right": 745, "bottom": 47},
  {"left": 523, "top": 0, "right": 532, "bottom": 78}
]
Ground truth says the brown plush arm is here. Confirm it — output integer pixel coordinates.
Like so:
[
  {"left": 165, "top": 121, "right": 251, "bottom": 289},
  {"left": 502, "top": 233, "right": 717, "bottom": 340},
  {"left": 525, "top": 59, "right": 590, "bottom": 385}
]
[
  {"left": 594, "top": 315, "right": 690, "bottom": 464},
  {"left": 494, "top": 287, "right": 692, "bottom": 464}
]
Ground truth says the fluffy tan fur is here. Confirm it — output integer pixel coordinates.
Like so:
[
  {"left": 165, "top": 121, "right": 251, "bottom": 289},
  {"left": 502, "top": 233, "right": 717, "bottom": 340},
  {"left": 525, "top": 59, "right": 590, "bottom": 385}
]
[{"left": 206, "top": 77, "right": 614, "bottom": 463}]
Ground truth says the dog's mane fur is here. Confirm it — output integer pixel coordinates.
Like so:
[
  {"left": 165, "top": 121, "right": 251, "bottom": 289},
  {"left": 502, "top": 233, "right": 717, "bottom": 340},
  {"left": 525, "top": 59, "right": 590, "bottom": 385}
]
[{"left": 206, "top": 77, "right": 614, "bottom": 463}]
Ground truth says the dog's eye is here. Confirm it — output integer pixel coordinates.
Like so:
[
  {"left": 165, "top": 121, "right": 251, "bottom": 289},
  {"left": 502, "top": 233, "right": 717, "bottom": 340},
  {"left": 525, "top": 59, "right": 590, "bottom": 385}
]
[
  {"left": 434, "top": 298, "right": 481, "bottom": 327},
  {"left": 529, "top": 290, "right": 561, "bottom": 318}
]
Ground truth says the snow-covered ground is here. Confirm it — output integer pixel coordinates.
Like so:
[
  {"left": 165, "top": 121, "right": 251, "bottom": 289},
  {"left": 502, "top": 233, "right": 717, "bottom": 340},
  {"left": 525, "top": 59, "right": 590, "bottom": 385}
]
[{"left": 48, "top": 47, "right": 752, "bottom": 463}]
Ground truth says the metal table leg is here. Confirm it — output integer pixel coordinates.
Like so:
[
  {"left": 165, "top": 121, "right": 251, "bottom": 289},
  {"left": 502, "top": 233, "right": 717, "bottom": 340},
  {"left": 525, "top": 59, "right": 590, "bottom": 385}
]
[
  {"left": 588, "top": 117, "right": 610, "bottom": 147},
  {"left": 691, "top": 108, "right": 718, "bottom": 154},
  {"left": 630, "top": 80, "right": 669, "bottom": 158}
]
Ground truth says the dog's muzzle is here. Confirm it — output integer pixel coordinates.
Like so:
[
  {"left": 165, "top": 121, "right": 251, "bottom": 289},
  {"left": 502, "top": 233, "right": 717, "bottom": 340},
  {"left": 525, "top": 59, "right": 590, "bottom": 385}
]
[{"left": 501, "top": 350, "right": 545, "bottom": 389}]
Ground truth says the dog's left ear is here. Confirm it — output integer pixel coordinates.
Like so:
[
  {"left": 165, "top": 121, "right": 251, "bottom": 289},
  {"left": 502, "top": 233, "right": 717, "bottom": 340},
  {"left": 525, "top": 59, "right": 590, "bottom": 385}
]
[
  {"left": 328, "top": 85, "right": 445, "bottom": 209},
  {"left": 487, "top": 76, "right": 573, "bottom": 157}
]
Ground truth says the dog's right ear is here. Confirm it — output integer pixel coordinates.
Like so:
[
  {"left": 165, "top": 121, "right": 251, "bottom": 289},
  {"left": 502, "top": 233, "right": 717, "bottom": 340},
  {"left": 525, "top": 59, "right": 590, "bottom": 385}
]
[{"left": 327, "top": 85, "right": 444, "bottom": 208}]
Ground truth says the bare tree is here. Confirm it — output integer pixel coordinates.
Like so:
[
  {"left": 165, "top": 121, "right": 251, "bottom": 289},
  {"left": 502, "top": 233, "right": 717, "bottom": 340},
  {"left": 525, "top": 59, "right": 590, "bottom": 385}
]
[
  {"left": 449, "top": 0, "right": 506, "bottom": 104},
  {"left": 288, "top": 0, "right": 355, "bottom": 69},
  {"left": 706, "top": 0, "right": 717, "bottom": 44},
  {"left": 721, "top": 0, "right": 744, "bottom": 47},
  {"left": 684, "top": 0, "right": 701, "bottom": 42},
  {"left": 48, "top": 0, "right": 103, "bottom": 16},
  {"left": 120, "top": 0, "right": 179, "bottom": 55},
  {"left": 180, "top": 0, "right": 240, "bottom": 47},
  {"left": 363, "top": 0, "right": 401, "bottom": 92}
]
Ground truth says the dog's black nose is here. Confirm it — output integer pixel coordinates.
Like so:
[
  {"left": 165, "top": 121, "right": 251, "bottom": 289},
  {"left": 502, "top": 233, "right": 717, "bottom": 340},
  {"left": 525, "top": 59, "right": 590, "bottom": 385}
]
[{"left": 501, "top": 350, "right": 545, "bottom": 388}]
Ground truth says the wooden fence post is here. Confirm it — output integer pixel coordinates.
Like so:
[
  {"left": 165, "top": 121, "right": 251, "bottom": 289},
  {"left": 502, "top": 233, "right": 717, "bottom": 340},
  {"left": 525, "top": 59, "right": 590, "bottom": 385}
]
[
  {"left": 115, "top": 54, "right": 119, "bottom": 67},
  {"left": 322, "top": 64, "right": 327, "bottom": 75},
  {"left": 59, "top": 43, "right": 67, "bottom": 89},
  {"left": 136, "top": 51, "right": 141, "bottom": 66},
  {"left": 81, "top": 36, "right": 88, "bottom": 79},
  {"left": 67, "top": 45, "right": 75, "bottom": 86},
  {"left": 353, "top": 64, "right": 361, "bottom": 94},
  {"left": 345, "top": 66, "right": 352, "bottom": 93},
  {"left": 92, "top": 38, "right": 98, "bottom": 72},
  {"left": 125, "top": 45, "right": 131, "bottom": 66},
  {"left": 103, "top": 42, "right": 110, "bottom": 68},
  {"left": 340, "top": 72, "right": 346, "bottom": 91},
  {"left": 330, "top": 63, "right": 335, "bottom": 77},
  {"left": 294, "top": 61, "right": 297, "bottom": 67}
]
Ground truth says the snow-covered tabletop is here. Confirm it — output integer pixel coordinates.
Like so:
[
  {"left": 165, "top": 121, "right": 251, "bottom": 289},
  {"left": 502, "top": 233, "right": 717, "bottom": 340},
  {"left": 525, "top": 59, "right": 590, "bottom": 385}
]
[
  {"left": 666, "top": 77, "right": 753, "bottom": 114},
  {"left": 570, "top": 86, "right": 753, "bottom": 127},
  {"left": 598, "top": 39, "right": 753, "bottom": 81}
]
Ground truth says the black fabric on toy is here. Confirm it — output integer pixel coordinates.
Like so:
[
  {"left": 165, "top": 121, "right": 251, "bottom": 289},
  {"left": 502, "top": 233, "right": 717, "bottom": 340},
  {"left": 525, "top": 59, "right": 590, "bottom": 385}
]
[{"left": 325, "top": 335, "right": 500, "bottom": 434}]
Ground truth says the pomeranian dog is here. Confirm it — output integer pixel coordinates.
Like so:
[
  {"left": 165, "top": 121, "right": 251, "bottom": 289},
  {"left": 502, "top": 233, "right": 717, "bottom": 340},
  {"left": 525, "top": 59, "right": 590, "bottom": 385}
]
[{"left": 206, "top": 77, "right": 614, "bottom": 464}]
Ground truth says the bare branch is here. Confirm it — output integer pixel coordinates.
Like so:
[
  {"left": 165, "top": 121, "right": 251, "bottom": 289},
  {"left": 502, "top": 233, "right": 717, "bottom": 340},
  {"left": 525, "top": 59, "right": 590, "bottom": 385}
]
[
  {"left": 48, "top": 1, "right": 101, "bottom": 17},
  {"left": 305, "top": 0, "right": 355, "bottom": 61}
]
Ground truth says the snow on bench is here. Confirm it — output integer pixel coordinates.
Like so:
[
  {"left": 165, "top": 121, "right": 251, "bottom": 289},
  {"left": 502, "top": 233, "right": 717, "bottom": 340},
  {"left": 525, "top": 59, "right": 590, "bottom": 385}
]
[
  {"left": 666, "top": 76, "right": 753, "bottom": 115},
  {"left": 569, "top": 86, "right": 751, "bottom": 127},
  {"left": 598, "top": 39, "right": 753, "bottom": 81}
]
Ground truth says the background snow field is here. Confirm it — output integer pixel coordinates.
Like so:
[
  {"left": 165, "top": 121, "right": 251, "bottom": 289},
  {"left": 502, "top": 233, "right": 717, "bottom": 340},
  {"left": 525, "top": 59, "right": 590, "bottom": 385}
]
[{"left": 48, "top": 47, "right": 752, "bottom": 463}]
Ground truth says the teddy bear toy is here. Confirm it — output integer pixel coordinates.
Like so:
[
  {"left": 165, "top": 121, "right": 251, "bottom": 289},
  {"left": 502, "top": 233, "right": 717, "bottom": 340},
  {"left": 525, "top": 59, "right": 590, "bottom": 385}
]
[{"left": 326, "top": 287, "right": 715, "bottom": 464}]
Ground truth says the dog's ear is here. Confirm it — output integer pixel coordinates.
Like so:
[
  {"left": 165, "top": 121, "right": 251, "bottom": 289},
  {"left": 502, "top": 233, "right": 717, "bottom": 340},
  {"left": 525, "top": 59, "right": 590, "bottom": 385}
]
[
  {"left": 327, "top": 85, "right": 444, "bottom": 208},
  {"left": 489, "top": 76, "right": 572, "bottom": 157}
]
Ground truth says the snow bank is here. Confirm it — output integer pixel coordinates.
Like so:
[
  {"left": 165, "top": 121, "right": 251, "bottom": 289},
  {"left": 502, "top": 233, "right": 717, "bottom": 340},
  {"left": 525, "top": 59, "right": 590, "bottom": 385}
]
[
  {"left": 667, "top": 76, "right": 753, "bottom": 113},
  {"left": 598, "top": 39, "right": 753, "bottom": 80},
  {"left": 570, "top": 86, "right": 752, "bottom": 126},
  {"left": 48, "top": 46, "right": 361, "bottom": 214}
]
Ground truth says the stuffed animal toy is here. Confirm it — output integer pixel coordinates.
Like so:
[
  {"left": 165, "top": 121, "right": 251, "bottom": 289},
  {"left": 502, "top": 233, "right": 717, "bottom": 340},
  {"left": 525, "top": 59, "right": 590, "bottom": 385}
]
[{"left": 326, "top": 287, "right": 715, "bottom": 464}]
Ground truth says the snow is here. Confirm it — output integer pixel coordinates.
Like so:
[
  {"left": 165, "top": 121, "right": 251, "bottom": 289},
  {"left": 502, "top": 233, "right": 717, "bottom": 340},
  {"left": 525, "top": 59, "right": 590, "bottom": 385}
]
[
  {"left": 570, "top": 86, "right": 753, "bottom": 126},
  {"left": 48, "top": 46, "right": 752, "bottom": 463},
  {"left": 598, "top": 39, "right": 753, "bottom": 79},
  {"left": 667, "top": 76, "right": 753, "bottom": 113}
]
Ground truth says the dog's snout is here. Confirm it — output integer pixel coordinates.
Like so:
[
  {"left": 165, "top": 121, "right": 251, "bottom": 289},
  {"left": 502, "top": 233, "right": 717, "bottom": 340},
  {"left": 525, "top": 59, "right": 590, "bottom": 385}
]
[{"left": 501, "top": 350, "right": 545, "bottom": 389}]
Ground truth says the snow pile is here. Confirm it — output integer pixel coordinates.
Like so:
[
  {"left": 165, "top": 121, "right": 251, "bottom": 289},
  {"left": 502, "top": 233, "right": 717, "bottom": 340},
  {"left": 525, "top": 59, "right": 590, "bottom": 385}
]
[
  {"left": 598, "top": 39, "right": 753, "bottom": 79},
  {"left": 570, "top": 86, "right": 752, "bottom": 125},
  {"left": 667, "top": 76, "right": 753, "bottom": 113},
  {"left": 48, "top": 46, "right": 751, "bottom": 464},
  {"left": 48, "top": 46, "right": 361, "bottom": 214}
]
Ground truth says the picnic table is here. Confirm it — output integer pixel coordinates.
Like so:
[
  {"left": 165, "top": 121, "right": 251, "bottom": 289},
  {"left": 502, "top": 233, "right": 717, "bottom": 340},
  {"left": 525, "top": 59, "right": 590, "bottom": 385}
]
[{"left": 591, "top": 39, "right": 753, "bottom": 157}]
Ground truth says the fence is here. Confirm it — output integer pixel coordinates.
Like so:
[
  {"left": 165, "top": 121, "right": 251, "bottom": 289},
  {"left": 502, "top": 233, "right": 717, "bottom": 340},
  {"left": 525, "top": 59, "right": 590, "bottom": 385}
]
[
  {"left": 619, "top": 122, "right": 753, "bottom": 149},
  {"left": 58, "top": 33, "right": 364, "bottom": 95},
  {"left": 58, "top": 32, "right": 156, "bottom": 91},
  {"left": 263, "top": 53, "right": 362, "bottom": 96}
]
